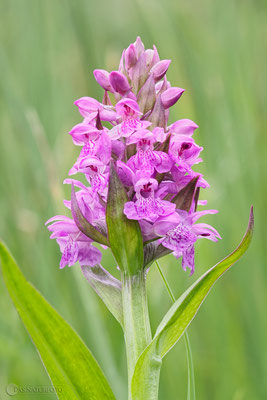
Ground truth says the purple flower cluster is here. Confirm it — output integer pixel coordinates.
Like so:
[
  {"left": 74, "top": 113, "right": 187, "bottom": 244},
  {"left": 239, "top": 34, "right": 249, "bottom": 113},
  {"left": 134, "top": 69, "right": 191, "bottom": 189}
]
[{"left": 46, "top": 37, "right": 220, "bottom": 275}]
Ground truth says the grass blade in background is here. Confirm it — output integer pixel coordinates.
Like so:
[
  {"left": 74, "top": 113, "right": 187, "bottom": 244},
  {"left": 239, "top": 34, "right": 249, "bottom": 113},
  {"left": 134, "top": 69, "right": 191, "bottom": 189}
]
[
  {"left": 184, "top": 331, "right": 196, "bottom": 400},
  {"left": 132, "top": 207, "right": 253, "bottom": 400},
  {"left": 0, "top": 241, "right": 116, "bottom": 400},
  {"left": 156, "top": 261, "right": 196, "bottom": 400}
]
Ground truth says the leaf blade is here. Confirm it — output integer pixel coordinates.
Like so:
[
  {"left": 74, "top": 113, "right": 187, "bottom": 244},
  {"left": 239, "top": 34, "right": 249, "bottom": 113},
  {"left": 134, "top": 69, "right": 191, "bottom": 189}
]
[
  {"left": 132, "top": 207, "right": 254, "bottom": 399},
  {"left": 157, "top": 207, "right": 254, "bottom": 357},
  {"left": 0, "top": 242, "right": 116, "bottom": 400}
]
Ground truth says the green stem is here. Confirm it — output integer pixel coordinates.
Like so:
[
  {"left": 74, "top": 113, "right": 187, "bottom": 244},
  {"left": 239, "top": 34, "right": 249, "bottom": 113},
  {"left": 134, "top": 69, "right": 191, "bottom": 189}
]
[
  {"left": 121, "top": 269, "right": 152, "bottom": 399},
  {"left": 155, "top": 260, "right": 196, "bottom": 400}
]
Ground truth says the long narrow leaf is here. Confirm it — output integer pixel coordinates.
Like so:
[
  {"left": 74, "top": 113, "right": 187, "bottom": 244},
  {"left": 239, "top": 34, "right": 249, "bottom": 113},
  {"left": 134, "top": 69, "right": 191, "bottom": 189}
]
[
  {"left": 0, "top": 242, "right": 116, "bottom": 400},
  {"left": 132, "top": 207, "right": 254, "bottom": 400}
]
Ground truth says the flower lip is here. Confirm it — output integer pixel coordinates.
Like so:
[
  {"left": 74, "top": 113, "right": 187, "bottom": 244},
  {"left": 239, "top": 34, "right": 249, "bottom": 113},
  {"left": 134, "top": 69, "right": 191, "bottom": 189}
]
[{"left": 140, "top": 184, "right": 152, "bottom": 198}]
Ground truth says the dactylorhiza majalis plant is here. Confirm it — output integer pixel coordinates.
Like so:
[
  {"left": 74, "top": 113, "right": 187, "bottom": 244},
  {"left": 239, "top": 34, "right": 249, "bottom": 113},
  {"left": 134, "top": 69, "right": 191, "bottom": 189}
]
[{"left": 0, "top": 37, "right": 253, "bottom": 400}]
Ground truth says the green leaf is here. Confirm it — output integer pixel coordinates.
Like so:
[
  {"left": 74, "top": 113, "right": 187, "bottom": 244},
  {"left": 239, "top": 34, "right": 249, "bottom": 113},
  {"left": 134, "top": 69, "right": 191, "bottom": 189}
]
[
  {"left": 106, "top": 162, "right": 143, "bottom": 275},
  {"left": 131, "top": 207, "right": 254, "bottom": 400},
  {"left": 0, "top": 242, "right": 116, "bottom": 400},
  {"left": 81, "top": 265, "right": 123, "bottom": 327},
  {"left": 71, "top": 184, "right": 109, "bottom": 246}
]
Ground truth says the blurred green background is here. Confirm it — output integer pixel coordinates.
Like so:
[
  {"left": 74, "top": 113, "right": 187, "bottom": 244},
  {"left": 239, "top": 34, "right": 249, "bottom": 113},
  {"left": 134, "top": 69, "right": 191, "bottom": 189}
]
[{"left": 0, "top": 0, "right": 265, "bottom": 399}]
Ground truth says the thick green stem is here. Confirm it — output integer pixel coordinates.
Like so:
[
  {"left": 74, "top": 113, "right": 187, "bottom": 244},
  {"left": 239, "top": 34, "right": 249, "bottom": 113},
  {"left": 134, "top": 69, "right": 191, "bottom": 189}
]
[{"left": 121, "top": 269, "right": 152, "bottom": 398}]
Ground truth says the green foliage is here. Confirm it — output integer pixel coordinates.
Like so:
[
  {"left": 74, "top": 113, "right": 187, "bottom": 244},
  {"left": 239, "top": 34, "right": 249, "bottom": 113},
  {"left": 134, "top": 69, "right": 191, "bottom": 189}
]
[
  {"left": 0, "top": 242, "right": 116, "bottom": 400},
  {"left": 131, "top": 208, "right": 253, "bottom": 399},
  {"left": 0, "top": 1, "right": 264, "bottom": 398},
  {"left": 106, "top": 163, "right": 143, "bottom": 275}
]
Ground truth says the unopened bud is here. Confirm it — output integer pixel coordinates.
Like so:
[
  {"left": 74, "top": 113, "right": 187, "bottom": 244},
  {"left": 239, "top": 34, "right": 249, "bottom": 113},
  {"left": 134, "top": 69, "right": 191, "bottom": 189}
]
[
  {"left": 125, "top": 44, "right": 137, "bottom": 70},
  {"left": 161, "top": 87, "right": 185, "bottom": 109},
  {"left": 93, "top": 69, "right": 114, "bottom": 92},
  {"left": 169, "top": 119, "right": 198, "bottom": 136},
  {"left": 109, "top": 71, "right": 131, "bottom": 95},
  {"left": 151, "top": 60, "right": 171, "bottom": 82}
]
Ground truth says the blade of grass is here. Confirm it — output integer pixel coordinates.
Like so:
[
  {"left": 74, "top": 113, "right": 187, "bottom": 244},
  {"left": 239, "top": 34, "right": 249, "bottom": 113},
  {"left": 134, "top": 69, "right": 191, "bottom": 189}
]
[{"left": 155, "top": 260, "right": 196, "bottom": 400}]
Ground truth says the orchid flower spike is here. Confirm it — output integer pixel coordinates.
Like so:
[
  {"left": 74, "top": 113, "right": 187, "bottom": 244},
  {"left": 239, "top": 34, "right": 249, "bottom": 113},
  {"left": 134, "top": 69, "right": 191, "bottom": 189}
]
[{"left": 46, "top": 37, "right": 220, "bottom": 275}]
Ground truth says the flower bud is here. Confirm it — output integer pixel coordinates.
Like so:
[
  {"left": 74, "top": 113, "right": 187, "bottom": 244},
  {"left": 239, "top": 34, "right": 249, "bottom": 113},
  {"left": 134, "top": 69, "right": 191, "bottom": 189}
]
[
  {"left": 150, "top": 60, "right": 171, "bottom": 82},
  {"left": 93, "top": 69, "right": 114, "bottom": 92},
  {"left": 161, "top": 87, "right": 185, "bottom": 109},
  {"left": 125, "top": 44, "right": 137, "bottom": 70},
  {"left": 169, "top": 119, "right": 199, "bottom": 136},
  {"left": 109, "top": 71, "right": 131, "bottom": 95}
]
